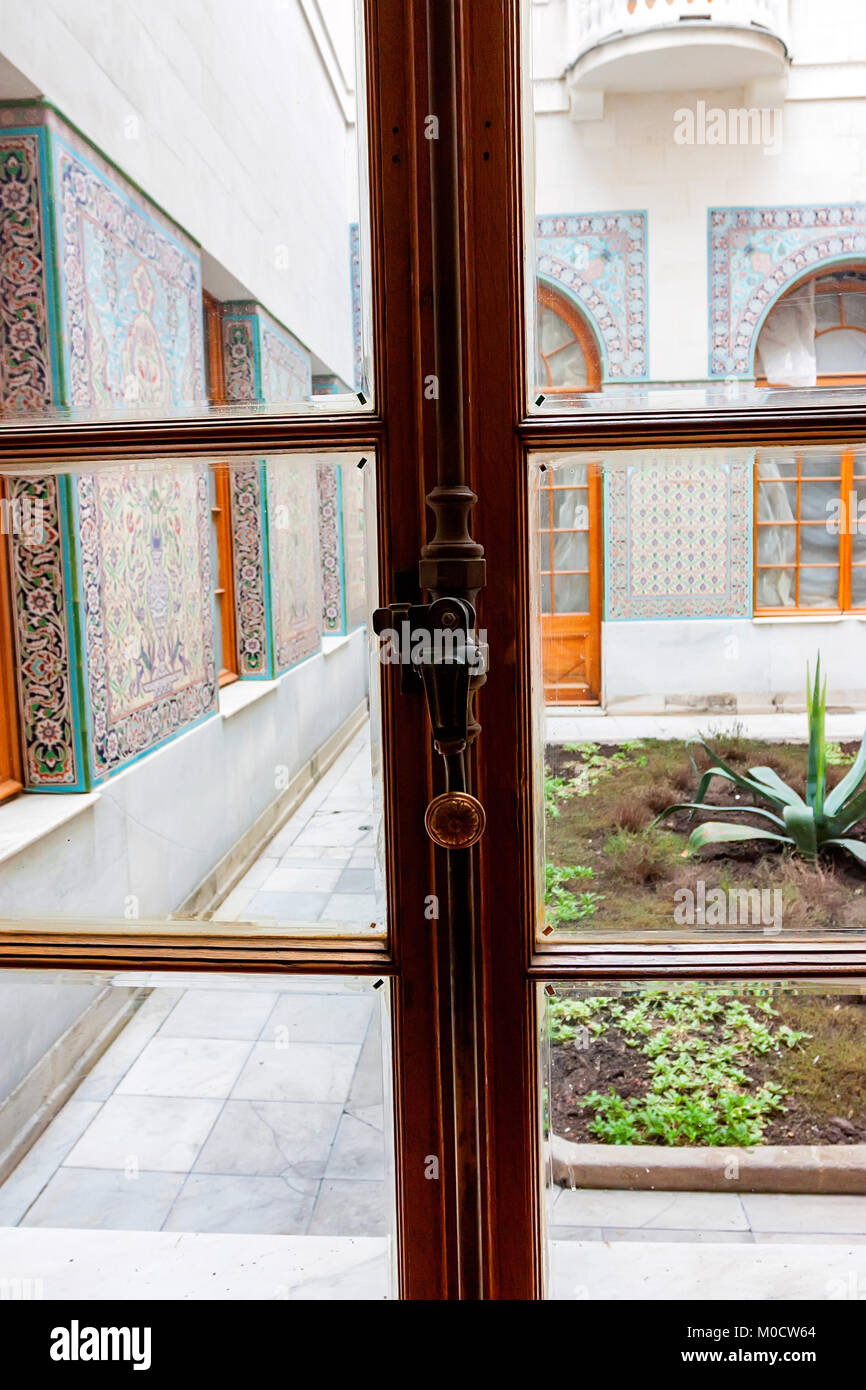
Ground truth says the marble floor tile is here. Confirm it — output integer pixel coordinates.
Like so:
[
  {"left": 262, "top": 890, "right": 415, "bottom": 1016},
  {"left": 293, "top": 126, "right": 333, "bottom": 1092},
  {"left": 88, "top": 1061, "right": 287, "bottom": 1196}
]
[
  {"left": 192, "top": 1099, "right": 342, "bottom": 1186},
  {"left": 21, "top": 1167, "right": 185, "bottom": 1231},
  {"left": 320, "top": 893, "right": 379, "bottom": 925},
  {"left": 245, "top": 891, "right": 330, "bottom": 921},
  {"left": 0, "top": 1100, "right": 102, "bottom": 1226},
  {"left": 0, "top": 1227, "right": 390, "bottom": 1300},
  {"left": 552, "top": 1188, "right": 750, "bottom": 1232},
  {"left": 163, "top": 1174, "right": 315, "bottom": 1235},
  {"left": 262, "top": 993, "right": 373, "bottom": 1045},
  {"left": 324, "top": 1113, "right": 386, "bottom": 1182},
  {"left": 159, "top": 989, "right": 277, "bottom": 1041},
  {"left": 741, "top": 1193, "right": 866, "bottom": 1235},
  {"left": 347, "top": 1023, "right": 385, "bottom": 1108},
  {"left": 308, "top": 1179, "right": 388, "bottom": 1236},
  {"left": 64, "top": 1095, "right": 222, "bottom": 1172},
  {"left": 116, "top": 1036, "right": 252, "bottom": 1099},
  {"left": 334, "top": 868, "right": 376, "bottom": 893},
  {"left": 548, "top": 1239, "right": 866, "bottom": 1301},
  {"left": 259, "top": 864, "right": 344, "bottom": 894},
  {"left": 232, "top": 1042, "right": 361, "bottom": 1104},
  {"left": 73, "top": 989, "right": 184, "bottom": 1101}
]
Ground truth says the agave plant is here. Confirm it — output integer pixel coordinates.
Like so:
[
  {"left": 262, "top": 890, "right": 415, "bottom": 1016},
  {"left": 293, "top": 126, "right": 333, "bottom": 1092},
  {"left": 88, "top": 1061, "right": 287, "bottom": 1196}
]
[{"left": 656, "top": 658, "right": 866, "bottom": 867}]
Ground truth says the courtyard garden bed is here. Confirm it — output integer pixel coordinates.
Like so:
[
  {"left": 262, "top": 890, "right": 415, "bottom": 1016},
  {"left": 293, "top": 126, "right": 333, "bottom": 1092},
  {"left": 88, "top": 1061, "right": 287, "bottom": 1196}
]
[
  {"left": 548, "top": 986, "right": 866, "bottom": 1149},
  {"left": 544, "top": 732, "right": 866, "bottom": 933}
]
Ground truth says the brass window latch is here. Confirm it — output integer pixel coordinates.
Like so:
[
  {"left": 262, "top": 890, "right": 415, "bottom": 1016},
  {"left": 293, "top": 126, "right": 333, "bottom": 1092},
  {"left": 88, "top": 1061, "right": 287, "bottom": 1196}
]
[{"left": 372, "top": 593, "right": 488, "bottom": 848}]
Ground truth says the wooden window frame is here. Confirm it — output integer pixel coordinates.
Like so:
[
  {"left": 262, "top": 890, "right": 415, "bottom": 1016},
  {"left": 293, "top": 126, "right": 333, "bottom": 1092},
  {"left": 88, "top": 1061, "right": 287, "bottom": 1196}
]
[
  {"left": 536, "top": 281, "right": 602, "bottom": 393},
  {"left": 0, "top": 478, "right": 23, "bottom": 803},
  {"left": 757, "top": 266, "right": 866, "bottom": 388},
  {"left": 203, "top": 293, "right": 239, "bottom": 686},
  {"left": 754, "top": 448, "right": 866, "bottom": 616},
  {"left": 0, "top": 0, "right": 864, "bottom": 1304}
]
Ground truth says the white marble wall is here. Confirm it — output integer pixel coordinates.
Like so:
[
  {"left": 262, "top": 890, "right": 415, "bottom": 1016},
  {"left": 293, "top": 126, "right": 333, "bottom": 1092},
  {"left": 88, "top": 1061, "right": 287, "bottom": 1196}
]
[
  {"left": 0, "top": 975, "right": 105, "bottom": 1101},
  {"left": 0, "top": 0, "right": 358, "bottom": 382},
  {"left": 602, "top": 617, "right": 866, "bottom": 713}
]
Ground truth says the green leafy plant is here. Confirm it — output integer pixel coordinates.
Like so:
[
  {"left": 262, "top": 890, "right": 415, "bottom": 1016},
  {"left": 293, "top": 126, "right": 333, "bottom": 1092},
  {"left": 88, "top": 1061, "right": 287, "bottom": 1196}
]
[
  {"left": 551, "top": 987, "right": 808, "bottom": 1147},
  {"left": 545, "top": 770, "right": 576, "bottom": 819},
  {"left": 656, "top": 657, "right": 866, "bottom": 867},
  {"left": 544, "top": 862, "right": 602, "bottom": 926}
]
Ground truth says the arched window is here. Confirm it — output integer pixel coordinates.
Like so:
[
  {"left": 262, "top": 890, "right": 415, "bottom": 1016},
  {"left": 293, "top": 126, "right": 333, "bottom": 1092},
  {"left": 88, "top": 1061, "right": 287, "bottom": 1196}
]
[
  {"left": 756, "top": 267, "right": 866, "bottom": 387},
  {"left": 754, "top": 269, "right": 866, "bottom": 613},
  {"left": 535, "top": 283, "right": 601, "bottom": 393}
]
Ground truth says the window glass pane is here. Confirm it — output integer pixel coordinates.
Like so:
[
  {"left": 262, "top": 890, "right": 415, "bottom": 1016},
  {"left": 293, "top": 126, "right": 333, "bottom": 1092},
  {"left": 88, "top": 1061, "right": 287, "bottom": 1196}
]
[
  {"left": 527, "top": 2, "right": 866, "bottom": 410},
  {"left": 815, "top": 329, "right": 866, "bottom": 375},
  {"left": 551, "top": 488, "right": 588, "bottom": 528},
  {"left": 756, "top": 526, "right": 794, "bottom": 567},
  {"left": 0, "top": 970, "right": 395, "bottom": 1299},
  {"left": 553, "top": 572, "right": 589, "bottom": 613},
  {"left": 542, "top": 980, "right": 866, "bottom": 1301},
  {"left": 756, "top": 566, "right": 796, "bottom": 609},
  {"left": 815, "top": 288, "right": 843, "bottom": 332},
  {"left": 534, "top": 443, "right": 866, "bottom": 943},
  {"left": 0, "top": 451, "right": 383, "bottom": 938},
  {"left": 0, "top": 1, "right": 371, "bottom": 420},
  {"left": 553, "top": 530, "right": 588, "bottom": 573},
  {"left": 799, "top": 522, "right": 838, "bottom": 566},
  {"left": 798, "top": 567, "right": 839, "bottom": 607},
  {"left": 844, "top": 292, "right": 866, "bottom": 331}
]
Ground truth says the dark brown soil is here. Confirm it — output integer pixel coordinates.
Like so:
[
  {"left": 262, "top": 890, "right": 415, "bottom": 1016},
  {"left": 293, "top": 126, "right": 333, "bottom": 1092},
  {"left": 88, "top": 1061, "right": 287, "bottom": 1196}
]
[
  {"left": 545, "top": 738, "right": 866, "bottom": 933},
  {"left": 549, "top": 992, "right": 866, "bottom": 1147}
]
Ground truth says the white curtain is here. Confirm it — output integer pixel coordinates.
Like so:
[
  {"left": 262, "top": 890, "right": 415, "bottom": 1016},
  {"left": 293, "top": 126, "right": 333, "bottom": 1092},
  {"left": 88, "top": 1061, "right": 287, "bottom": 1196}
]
[
  {"left": 755, "top": 458, "right": 796, "bottom": 607},
  {"left": 756, "top": 279, "right": 817, "bottom": 388}
]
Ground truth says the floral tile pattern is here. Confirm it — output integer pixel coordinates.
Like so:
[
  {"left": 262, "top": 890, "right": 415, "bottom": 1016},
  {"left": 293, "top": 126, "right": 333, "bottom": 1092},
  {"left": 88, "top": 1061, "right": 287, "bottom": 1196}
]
[
  {"left": 77, "top": 467, "right": 217, "bottom": 781},
  {"left": 606, "top": 457, "right": 752, "bottom": 620},
  {"left": 709, "top": 204, "right": 866, "bottom": 376},
  {"left": 52, "top": 132, "right": 204, "bottom": 409},
  {"left": 536, "top": 212, "right": 648, "bottom": 381},
  {"left": 267, "top": 459, "right": 322, "bottom": 673}
]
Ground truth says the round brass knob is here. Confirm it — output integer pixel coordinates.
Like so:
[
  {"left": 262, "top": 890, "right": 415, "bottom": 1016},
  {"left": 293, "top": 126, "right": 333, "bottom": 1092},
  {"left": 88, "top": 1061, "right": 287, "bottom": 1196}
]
[{"left": 424, "top": 791, "right": 486, "bottom": 849}]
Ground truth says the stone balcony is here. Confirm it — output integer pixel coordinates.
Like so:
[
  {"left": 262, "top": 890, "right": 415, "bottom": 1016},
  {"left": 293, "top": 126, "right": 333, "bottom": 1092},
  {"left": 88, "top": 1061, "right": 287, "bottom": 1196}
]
[{"left": 566, "top": 0, "right": 790, "bottom": 117}]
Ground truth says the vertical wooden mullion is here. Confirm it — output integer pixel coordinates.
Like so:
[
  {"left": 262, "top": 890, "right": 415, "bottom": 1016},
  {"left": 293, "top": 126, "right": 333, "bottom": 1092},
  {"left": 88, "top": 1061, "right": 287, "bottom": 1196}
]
[
  {"left": 587, "top": 464, "right": 602, "bottom": 700},
  {"left": 547, "top": 476, "right": 555, "bottom": 612},
  {"left": 365, "top": 0, "right": 459, "bottom": 1300},
  {"left": 795, "top": 454, "right": 802, "bottom": 608},
  {"left": 840, "top": 450, "right": 854, "bottom": 612},
  {"left": 459, "top": 0, "right": 543, "bottom": 1299}
]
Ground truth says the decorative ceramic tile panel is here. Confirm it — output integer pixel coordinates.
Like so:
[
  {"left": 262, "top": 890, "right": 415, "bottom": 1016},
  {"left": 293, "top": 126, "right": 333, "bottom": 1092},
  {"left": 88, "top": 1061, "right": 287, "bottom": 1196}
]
[
  {"left": 341, "top": 461, "right": 368, "bottom": 631},
  {"left": 0, "top": 124, "right": 77, "bottom": 788},
  {"left": 7, "top": 476, "right": 81, "bottom": 788},
  {"left": 606, "top": 457, "right": 752, "bottom": 620},
  {"left": 317, "top": 461, "right": 345, "bottom": 634},
  {"left": 267, "top": 459, "right": 322, "bottom": 672},
  {"left": 222, "top": 314, "right": 258, "bottom": 401},
  {"left": 0, "top": 128, "right": 55, "bottom": 411},
  {"left": 259, "top": 310, "right": 311, "bottom": 405},
  {"left": 1, "top": 108, "right": 218, "bottom": 785},
  {"left": 709, "top": 204, "right": 866, "bottom": 376},
  {"left": 77, "top": 466, "right": 217, "bottom": 782},
  {"left": 535, "top": 212, "right": 648, "bottom": 380},
  {"left": 219, "top": 302, "right": 311, "bottom": 406},
  {"left": 52, "top": 133, "right": 205, "bottom": 409},
  {"left": 230, "top": 461, "right": 271, "bottom": 677}
]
